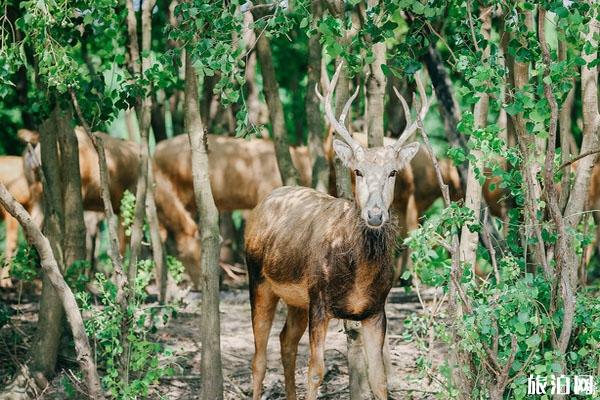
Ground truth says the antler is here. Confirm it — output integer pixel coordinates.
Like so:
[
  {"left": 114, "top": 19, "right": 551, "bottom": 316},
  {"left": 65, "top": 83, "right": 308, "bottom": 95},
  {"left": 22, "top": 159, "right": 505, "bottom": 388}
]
[
  {"left": 392, "top": 71, "right": 432, "bottom": 150},
  {"left": 315, "top": 62, "right": 361, "bottom": 152}
]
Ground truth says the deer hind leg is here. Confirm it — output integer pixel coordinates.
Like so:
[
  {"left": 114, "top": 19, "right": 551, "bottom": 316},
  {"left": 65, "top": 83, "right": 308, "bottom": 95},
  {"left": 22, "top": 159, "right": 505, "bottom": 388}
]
[
  {"left": 250, "top": 282, "right": 279, "bottom": 400},
  {"left": 362, "top": 311, "right": 388, "bottom": 400},
  {"left": 280, "top": 305, "right": 308, "bottom": 400},
  {"left": 306, "top": 303, "right": 329, "bottom": 400},
  {"left": 1, "top": 214, "right": 19, "bottom": 288}
]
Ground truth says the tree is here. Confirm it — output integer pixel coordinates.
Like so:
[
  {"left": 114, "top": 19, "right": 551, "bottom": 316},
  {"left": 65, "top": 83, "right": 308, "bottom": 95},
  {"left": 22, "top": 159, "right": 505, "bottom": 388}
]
[
  {"left": 184, "top": 51, "right": 224, "bottom": 400},
  {"left": 306, "top": 0, "right": 329, "bottom": 192},
  {"left": 252, "top": 5, "right": 301, "bottom": 186}
]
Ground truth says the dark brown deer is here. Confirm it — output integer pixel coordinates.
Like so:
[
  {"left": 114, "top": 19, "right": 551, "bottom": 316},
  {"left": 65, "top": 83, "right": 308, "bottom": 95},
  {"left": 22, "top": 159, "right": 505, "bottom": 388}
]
[{"left": 244, "top": 64, "right": 428, "bottom": 400}]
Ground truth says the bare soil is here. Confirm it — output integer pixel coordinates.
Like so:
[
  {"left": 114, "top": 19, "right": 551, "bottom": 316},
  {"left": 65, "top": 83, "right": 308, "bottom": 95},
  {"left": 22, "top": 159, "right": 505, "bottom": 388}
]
[{"left": 0, "top": 284, "right": 445, "bottom": 399}]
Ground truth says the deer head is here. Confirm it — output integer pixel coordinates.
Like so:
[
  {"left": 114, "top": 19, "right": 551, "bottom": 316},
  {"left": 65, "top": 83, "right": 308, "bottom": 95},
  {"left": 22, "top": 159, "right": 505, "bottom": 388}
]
[{"left": 316, "top": 63, "right": 429, "bottom": 229}]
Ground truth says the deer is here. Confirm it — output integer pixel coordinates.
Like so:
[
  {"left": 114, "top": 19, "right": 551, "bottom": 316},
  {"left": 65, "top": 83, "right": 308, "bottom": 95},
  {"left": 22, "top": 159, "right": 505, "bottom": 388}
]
[
  {"left": 153, "top": 133, "right": 312, "bottom": 214},
  {"left": 244, "top": 63, "right": 428, "bottom": 400},
  {"left": 0, "top": 156, "right": 42, "bottom": 287},
  {"left": 152, "top": 133, "right": 312, "bottom": 285},
  {"left": 19, "top": 127, "right": 139, "bottom": 213},
  {"left": 19, "top": 126, "right": 139, "bottom": 263}
]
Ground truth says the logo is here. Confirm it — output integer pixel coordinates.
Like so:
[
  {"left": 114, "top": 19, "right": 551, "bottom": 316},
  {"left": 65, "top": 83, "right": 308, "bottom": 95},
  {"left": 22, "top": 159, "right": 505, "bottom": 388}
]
[{"left": 527, "top": 375, "right": 596, "bottom": 396}]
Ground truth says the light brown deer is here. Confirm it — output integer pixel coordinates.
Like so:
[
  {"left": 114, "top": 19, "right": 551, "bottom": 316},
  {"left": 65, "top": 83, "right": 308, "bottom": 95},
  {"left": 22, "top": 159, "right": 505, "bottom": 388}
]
[
  {"left": 19, "top": 127, "right": 140, "bottom": 213},
  {"left": 152, "top": 134, "right": 312, "bottom": 285},
  {"left": 244, "top": 64, "right": 428, "bottom": 400},
  {"left": 0, "top": 156, "right": 42, "bottom": 287},
  {"left": 153, "top": 134, "right": 312, "bottom": 214}
]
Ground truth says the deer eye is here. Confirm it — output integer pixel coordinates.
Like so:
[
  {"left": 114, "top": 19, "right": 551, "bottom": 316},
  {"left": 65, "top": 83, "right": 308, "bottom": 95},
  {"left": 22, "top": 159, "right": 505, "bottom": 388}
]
[
  {"left": 354, "top": 169, "right": 363, "bottom": 177},
  {"left": 389, "top": 170, "right": 397, "bottom": 178}
]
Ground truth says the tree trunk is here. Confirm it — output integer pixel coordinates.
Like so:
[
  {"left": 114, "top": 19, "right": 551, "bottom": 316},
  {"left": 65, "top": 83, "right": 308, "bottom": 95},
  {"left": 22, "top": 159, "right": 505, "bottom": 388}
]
[
  {"left": 366, "top": 0, "right": 386, "bottom": 148},
  {"left": 254, "top": 19, "right": 299, "bottom": 186},
  {"left": 422, "top": 45, "right": 467, "bottom": 181},
  {"left": 146, "top": 163, "right": 168, "bottom": 303},
  {"left": 559, "top": 5, "right": 599, "bottom": 358},
  {"left": 219, "top": 211, "right": 237, "bottom": 265},
  {"left": 306, "top": 0, "right": 328, "bottom": 192},
  {"left": 184, "top": 52, "right": 224, "bottom": 400},
  {"left": 57, "top": 109, "right": 87, "bottom": 270},
  {"left": 453, "top": 7, "right": 492, "bottom": 398},
  {"left": 126, "top": 0, "right": 155, "bottom": 281},
  {"left": 200, "top": 74, "right": 218, "bottom": 130},
  {"left": 243, "top": 12, "right": 263, "bottom": 126},
  {"left": 385, "top": 73, "right": 410, "bottom": 137},
  {"left": 124, "top": 108, "right": 139, "bottom": 141},
  {"left": 151, "top": 93, "right": 168, "bottom": 142},
  {"left": 30, "top": 108, "right": 65, "bottom": 381}
]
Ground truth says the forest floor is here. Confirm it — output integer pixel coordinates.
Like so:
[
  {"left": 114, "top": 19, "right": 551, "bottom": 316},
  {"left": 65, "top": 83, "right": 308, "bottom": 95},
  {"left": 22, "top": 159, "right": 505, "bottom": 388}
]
[{"left": 0, "top": 278, "right": 446, "bottom": 399}]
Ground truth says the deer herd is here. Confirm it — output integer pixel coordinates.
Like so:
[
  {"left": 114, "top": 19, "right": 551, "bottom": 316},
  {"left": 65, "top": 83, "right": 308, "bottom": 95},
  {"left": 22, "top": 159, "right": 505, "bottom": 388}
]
[{"left": 1, "top": 66, "right": 598, "bottom": 398}]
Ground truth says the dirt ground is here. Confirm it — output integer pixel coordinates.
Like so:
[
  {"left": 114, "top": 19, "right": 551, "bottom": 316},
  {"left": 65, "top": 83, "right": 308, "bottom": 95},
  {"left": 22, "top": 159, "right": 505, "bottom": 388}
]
[{"left": 1, "top": 283, "right": 445, "bottom": 399}]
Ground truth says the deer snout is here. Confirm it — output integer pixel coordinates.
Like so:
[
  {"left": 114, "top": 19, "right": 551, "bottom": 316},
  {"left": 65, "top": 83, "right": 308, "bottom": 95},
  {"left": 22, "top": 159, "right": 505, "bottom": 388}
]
[{"left": 366, "top": 207, "right": 384, "bottom": 227}]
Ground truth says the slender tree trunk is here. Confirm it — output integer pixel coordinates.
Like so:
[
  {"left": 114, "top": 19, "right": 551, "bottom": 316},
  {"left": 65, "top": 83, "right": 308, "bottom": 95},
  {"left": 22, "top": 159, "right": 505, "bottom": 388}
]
[
  {"left": 126, "top": 0, "right": 155, "bottom": 281},
  {"left": 254, "top": 29, "right": 299, "bottom": 186},
  {"left": 146, "top": 163, "right": 168, "bottom": 303},
  {"left": 306, "top": 0, "right": 328, "bottom": 192},
  {"left": 30, "top": 108, "right": 65, "bottom": 382},
  {"left": 366, "top": 0, "right": 385, "bottom": 148},
  {"left": 558, "top": 7, "right": 600, "bottom": 361},
  {"left": 452, "top": 7, "right": 492, "bottom": 398},
  {"left": 385, "top": 73, "right": 410, "bottom": 137},
  {"left": 219, "top": 211, "right": 236, "bottom": 264},
  {"left": 184, "top": 52, "right": 224, "bottom": 400},
  {"left": 124, "top": 108, "right": 139, "bottom": 141},
  {"left": 329, "top": 0, "right": 357, "bottom": 200},
  {"left": 151, "top": 93, "right": 168, "bottom": 142},
  {"left": 123, "top": 0, "right": 156, "bottom": 385},
  {"left": 200, "top": 74, "right": 218, "bottom": 130},
  {"left": 422, "top": 45, "right": 467, "bottom": 182},
  {"left": 242, "top": 12, "right": 263, "bottom": 126},
  {"left": 558, "top": 40, "right": 576, "bottom": 210},
  {"left": 57, "top": 109, "right": 87, "bottom": 270}
]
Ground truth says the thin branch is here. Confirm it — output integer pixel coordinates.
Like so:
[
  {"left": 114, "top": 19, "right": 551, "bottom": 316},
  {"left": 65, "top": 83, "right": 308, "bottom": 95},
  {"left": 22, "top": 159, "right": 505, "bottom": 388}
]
[
  {"left": 417, "top": 112, "right": 450, "bottom": 206},
  {"left": 424, "top": 20, "right": 457, "bottom": 63},
  {"left": 465, "top": 0, "right": 480, "bottom": 53},
  {"left": 69, "top": 88, "right": 127, "bottom": 307},
  {"left": 559, "top": 148, "right": 600, "bottom": 170}
]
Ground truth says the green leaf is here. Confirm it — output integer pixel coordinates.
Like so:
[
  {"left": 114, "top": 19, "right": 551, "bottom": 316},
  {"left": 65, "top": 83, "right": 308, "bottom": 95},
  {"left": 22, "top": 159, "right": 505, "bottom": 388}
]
[
  {"left": 526, "top": 334, "right": 541, "bottom": 348},
  {"left": 505, "top": 102, "right": 523, "bottom": 116},
  {"left": 554, "top": 6, "right": 569, "bottom": 18}
]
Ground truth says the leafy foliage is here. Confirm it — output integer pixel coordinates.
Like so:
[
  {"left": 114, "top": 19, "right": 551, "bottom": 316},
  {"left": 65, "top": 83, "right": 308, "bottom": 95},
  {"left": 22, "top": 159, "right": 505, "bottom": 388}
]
[{"left": 77, "top": 259, "right": 175, "bottom": 399}]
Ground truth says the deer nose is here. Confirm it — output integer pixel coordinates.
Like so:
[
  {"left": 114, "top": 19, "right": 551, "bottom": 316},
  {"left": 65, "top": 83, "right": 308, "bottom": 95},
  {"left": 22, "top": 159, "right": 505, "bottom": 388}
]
[{"left": 367, "top": 208, "right": 383, "bottom": 226}]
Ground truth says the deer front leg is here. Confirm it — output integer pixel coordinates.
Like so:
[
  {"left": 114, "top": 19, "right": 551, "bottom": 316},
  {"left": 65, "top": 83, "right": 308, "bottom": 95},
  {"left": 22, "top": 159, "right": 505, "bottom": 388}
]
[
  {"left": 362, "top": 311, "right": 388, "bottom": 400},
  {"left": 306, "top": 302, "right": 329, "bottom": 400}
]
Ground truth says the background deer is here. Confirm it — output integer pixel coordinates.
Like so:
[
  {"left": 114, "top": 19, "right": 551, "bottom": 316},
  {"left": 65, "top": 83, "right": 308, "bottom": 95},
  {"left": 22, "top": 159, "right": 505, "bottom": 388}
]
[
  {"left": 19, "top": 127, "right": 139, "bottom": 213},
  {"left": 152, "top": 133, "right": 312, "bottom": 285},
  {"left": 244, "top": 64, "right": 428, "bottom": 400},
  {"left": 0, "top": 156, "right": 42, "bottom": 287}
]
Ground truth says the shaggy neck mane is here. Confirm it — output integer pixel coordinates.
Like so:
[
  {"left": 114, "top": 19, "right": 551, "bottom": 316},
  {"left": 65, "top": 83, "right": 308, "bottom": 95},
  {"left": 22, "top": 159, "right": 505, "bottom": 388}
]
[{"left": 346, "top": 205, "right": 398, "bottom": 263}]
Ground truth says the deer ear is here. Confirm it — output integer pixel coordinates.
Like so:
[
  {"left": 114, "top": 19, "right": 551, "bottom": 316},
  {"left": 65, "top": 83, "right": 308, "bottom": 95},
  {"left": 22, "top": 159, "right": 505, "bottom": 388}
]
[
  {"left": 18, "top": 129, "right": 40, "bottom": 145},
  {"left": 395, "top": 142, "right": 419, "bottom": 169},
  {"left": 333, "top": 139, "right": 354, "bottom": 167}
]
